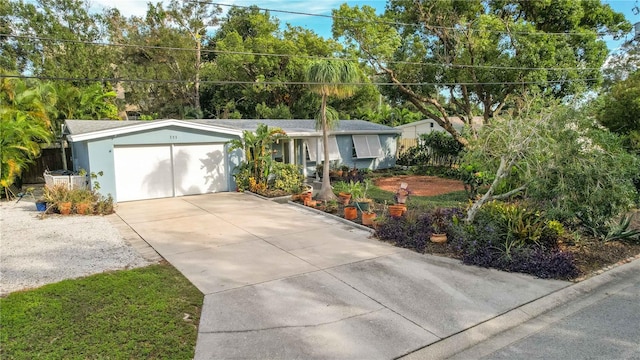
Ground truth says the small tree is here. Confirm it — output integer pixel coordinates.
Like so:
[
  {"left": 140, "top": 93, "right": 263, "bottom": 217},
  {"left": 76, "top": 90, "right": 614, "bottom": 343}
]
[
  {"left": 462, "top": 105, "right": 550, "bottom": 223},
  {"left": 463, "top": 101, "right": 639, "bottom": 233},
  {"left": 227, "top": 123, "right": 287, "bottom": 189},
  {"left": 306, "top": 59, "right": 359, "bottom": 201}
]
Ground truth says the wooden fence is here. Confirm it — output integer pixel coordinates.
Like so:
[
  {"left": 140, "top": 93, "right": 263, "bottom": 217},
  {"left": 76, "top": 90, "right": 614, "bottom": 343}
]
[{"left": 21, "top": 147, "right": 72, "bottom": 184}]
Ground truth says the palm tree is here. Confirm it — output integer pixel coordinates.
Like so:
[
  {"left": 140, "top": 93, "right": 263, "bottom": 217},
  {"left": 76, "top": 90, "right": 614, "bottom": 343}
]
[
  {"left": 0, "top": 75, "right": 54, "bottom": 190},
  {"left": 306, "top": 59, "right": 359, "bottom": 200}
]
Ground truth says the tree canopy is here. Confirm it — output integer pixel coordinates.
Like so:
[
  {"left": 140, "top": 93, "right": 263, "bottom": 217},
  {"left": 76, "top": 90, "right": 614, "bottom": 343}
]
[{"left": 333, "top": 0, "right": 631, "bottom": 145}]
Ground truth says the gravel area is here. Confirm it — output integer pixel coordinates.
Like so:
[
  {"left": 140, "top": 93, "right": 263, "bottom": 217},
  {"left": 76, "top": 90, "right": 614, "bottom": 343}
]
[{"left": 0, "top": 197, "right": 150, "bottom": 296}]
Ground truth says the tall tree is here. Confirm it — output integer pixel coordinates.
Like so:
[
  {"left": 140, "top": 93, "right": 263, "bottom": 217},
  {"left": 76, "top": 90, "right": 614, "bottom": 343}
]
[
  {"left": 166, "top": 0, "right": 221, "bottom": 115},
  {"left": 3, "top": 0, "right": 113, "bottom": 80},
  {"left": 200, "top": 6, "right": 375, "bottom": 119},
  {"left": 306, "top": 59, "right": 360, "bottom": 201},
  {"left": 333, "top": 1, "right": 631, "bottom": 145}
]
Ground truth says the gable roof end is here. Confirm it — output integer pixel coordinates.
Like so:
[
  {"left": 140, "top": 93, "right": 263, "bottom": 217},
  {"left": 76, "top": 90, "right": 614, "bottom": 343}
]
[{"left": 65, "top": 119, "right": 243, "bottom": 142}]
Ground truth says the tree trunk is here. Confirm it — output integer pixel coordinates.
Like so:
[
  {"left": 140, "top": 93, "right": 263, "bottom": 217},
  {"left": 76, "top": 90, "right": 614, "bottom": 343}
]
[
  {"left": 464, "top": 156, "right": 507, "bottom": 224},
  {"left": 194, "top": 39, "right": 201, "bottom": 113},
  {"left": 317, "top": 93, "right": 337, "bottom": 201}
]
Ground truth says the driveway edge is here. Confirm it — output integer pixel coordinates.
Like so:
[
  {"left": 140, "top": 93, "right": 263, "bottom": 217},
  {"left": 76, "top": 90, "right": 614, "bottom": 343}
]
[{"left": 399, "top": 257, "right": 640, "bottom": 360}]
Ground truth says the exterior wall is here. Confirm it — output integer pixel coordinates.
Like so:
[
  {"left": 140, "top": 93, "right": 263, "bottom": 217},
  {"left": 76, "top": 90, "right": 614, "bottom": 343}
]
[
  {"left": 86, "top": 138, "right": 116, "bottom": 197},
  {"left": 71, "top": 141, "right": 90, "bottom": 174},
  {"left": 303, "top": 134, "right": 398, "bottom": 174},
  {"left": 112, "top": 126, "right": 235, "bottom": 145},
  {"left": 74, "top": 126, "right": 240, "bottom": 201}
]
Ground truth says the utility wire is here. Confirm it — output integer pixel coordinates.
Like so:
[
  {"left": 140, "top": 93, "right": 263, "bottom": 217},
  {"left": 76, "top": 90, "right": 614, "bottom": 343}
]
[
  {"left": 0, "top": 73, "right": 599, "bottom": 86},
  {"left": 1, "top": 33, "right": 604, "bottom": 72},
  {"left": 195, "top": 1, "right": 625, "bottom": 38}
]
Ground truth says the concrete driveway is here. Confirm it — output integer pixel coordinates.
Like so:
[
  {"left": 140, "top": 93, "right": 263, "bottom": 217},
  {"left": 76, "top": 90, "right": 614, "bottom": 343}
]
[{"left": 116, "top": 193, "right": 569, "bottom": 359}]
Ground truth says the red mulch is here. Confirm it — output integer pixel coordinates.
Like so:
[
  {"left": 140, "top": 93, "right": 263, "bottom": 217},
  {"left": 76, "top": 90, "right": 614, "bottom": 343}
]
[{"left": 374, "top": 175, "right": 466, "bottom": 196}]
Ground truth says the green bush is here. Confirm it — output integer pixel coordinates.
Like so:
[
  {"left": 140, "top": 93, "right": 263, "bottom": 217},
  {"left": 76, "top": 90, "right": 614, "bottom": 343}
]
[{"left": 269, "top": 162, "right": 304, "bottom": 193}]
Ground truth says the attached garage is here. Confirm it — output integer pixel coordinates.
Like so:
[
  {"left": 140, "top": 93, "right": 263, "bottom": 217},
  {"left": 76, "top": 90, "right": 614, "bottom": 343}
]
[
  {"left": 113, "top": 143, "right": 228, "bottom": 202},
  {"left": 65, "top": 120, "right": 242, "bottom": 203}
]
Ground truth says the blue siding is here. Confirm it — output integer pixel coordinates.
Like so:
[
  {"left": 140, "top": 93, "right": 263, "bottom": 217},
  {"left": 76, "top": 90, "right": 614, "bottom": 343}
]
[
  {"left": 112, "top": 126, "right": 236, "bottom": 145},
  {"left": 87, "top": 138, "right": 117, "bottom": 198},
  {"left": 304, "top": 134, "right": 398, "bottom": 174},
  {"left": 71, "top": 127, "right": 241, "bottom": 201}
]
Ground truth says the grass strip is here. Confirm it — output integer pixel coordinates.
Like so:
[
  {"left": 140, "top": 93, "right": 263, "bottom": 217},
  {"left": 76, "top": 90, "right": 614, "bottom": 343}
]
[{"left": 1, "top": 263, "right": 203, "bottom": 359}]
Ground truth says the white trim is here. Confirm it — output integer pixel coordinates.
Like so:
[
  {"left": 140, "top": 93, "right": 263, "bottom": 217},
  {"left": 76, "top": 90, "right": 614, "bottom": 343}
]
[
  {"left": 286, "top": 129, "right": 400, "bottom": 137},
  {"left": 352, "top": 135, "right": 383, "bottom": 159},
  {"left": 67, "top": 119, "right": 243, "bottom": 142}
]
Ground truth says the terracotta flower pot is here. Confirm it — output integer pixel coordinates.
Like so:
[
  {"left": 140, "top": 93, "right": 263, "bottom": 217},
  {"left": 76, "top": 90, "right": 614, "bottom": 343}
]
[
  {"left": 300, "top": 192, "right": 312, "bottom": 203},
  {"left": 76, "top": 202, "right": 92, "bottom": 215},
  {"left": 430, "top": 233, "right": 448, "bottom": 243},
  {"left": 362, "top": 212, "right": 377, "bottom": 226},
  {"left": 338, "top": 192, "right": 352, "bottom": 205},
  {"left": 344, "top": 206, "right": 358, "bottom": 220},
  {"left": 388, "top": 204, "right": 406, "bottom": 218},
  {"left": 305, "top": 199, "right": 317, "bottom": 207},
  {"left": 58, "top": 201, "right": 72, "bottom": 215}
]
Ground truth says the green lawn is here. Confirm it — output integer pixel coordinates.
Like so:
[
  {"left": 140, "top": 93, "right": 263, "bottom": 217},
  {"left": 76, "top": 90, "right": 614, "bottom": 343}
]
[{"left": 0, "top": 263, "right": 203, "bottom": 359}]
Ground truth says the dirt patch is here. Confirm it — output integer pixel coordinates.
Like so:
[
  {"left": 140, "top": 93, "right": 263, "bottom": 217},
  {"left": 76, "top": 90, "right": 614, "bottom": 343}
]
[{"left": 374, "top": 175, "right": 466, "bottom": 196}]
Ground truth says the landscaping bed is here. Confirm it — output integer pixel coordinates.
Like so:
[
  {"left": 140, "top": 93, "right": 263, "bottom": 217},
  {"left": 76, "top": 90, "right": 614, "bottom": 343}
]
[{"left": 297, "top": 173, "right": 640, "bottom": 281}]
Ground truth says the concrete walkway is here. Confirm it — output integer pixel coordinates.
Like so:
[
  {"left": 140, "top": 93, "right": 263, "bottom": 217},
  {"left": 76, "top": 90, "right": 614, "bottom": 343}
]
[{"left": 116, "top": 193, "right": 569, "bottom": 359}]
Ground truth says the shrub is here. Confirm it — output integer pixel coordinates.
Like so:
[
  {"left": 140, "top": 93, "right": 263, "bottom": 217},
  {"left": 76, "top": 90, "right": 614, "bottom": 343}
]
[
  {"left": 375, "top": 208, "right": 463, "bottom": 252},
  {"left": 269, "top": 163, "right": 304, "bottom": 193},
  {"left": 376, "top": 202, "right": 577, "bottom": 279}
]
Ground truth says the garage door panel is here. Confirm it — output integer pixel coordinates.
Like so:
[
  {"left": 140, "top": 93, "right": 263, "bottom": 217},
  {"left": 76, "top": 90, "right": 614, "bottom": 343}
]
[
  {"left": 174, "top": 144, "right": 228, "bottom": 196},
  {"left": 114, "top": 146, "right": 173, "bottom": 202}
]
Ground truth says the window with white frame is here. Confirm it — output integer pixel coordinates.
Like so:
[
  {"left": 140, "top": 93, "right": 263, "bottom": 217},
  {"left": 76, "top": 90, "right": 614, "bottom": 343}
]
[
  {"left": 305, "top": 137, "right": 341, "bottom": 161},
  {"left": 352, "top": 135, "right": 382, "bottom": 158}
]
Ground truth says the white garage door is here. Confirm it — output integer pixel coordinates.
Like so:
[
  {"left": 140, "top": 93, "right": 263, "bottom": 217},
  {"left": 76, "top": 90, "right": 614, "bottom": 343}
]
[{"left": 114, "top": 143, "right": 227, "bottom": 202}]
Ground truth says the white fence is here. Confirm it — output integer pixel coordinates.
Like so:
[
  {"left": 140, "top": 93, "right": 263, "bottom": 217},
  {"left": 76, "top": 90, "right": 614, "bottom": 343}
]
[{"left": 44, "top": 172, "right": 88, "bottom": 190}]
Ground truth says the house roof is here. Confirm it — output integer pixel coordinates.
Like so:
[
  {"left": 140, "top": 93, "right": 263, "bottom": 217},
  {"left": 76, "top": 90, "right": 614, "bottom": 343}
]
[
  {"left": 65, "top": 118, "right": 400, "bottom": 141},
  {"left": 65, "top": 119, "right": 243, "bottom": 142}
]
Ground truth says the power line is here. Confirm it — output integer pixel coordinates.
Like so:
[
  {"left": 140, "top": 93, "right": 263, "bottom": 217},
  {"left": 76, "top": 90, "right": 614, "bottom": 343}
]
[
  {"left": 0, "top": 73, "right": 599, "bottom": 86},
  {"left": 0, "top": 33, "right": 605, "bottom": 72},
  {"left": 196, "top": 1, "right": 624, "bottom": 38}
]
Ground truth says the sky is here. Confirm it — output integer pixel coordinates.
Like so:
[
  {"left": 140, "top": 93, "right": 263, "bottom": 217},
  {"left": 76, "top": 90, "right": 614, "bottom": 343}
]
[{"left": 90, "top": 0, "right": 639, "bottom": 51}]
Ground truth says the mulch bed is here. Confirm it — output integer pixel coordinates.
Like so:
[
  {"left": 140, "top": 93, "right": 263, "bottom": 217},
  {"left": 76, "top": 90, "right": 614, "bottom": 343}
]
[{"left": 374, "top": 175, "right": 466, "bottom": 196}]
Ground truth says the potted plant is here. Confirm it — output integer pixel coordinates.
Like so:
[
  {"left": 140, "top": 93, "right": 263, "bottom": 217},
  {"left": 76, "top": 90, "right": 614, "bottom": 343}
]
[
  {"left": 395, "top": 183, "right": 411, "bottom": 205},
  {"left": 329, "top": 161, "right": 344, "bottom": 178},
  {"left": 35, "top": 198, "right": 47, "bottom": 212},
  {"left": 344, "top": 205, "right": 358, "bottom": 220},
  {"left": 353, "top": 179, "right": 373, "bottom": 212},
  {"left": 333, "top": 180, "right": 362, "bottom": 205},
  {"left": 361, "top": 203, "right": 377, "bottom": 226},
  {"left": 430, "top": 208, "right": 449, "bottom": 243},
  {"left": 71, "top": 188, "right": 95, "bottom": 215},
  {"left": 43, "top": 185, "right": 72, "bottom": 215}
]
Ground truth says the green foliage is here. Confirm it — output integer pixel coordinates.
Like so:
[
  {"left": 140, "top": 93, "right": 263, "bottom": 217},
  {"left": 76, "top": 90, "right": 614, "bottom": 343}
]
[
  {"left": 459, "top": 163, "right": 492, "bottom": 200},
  {"left": 333, "top": 1, "right": 630, "bottom": 144},
  {"left": 527, "top": 107, "right": 639, "bottom": 234},
  {"left": 269, "top": 162, "right": 304, "bottom": 193},
  {"left": 333, "top": 180, "right": 365, "bottom": 199},
  {"left": 597, "top": 70, "right": 640, "bottom": 152},
  {"left": 479, "top": 201, "right": 547, "bottom": 248},
  {"left": 398, "top": 132, "right": 463, "bottom": 169},
  {"left": 0, "top": 75, "right": 54, "bottom": 188},
  {"left": 603, "top": 215, "right": 640, "bottom": 244},
  {"left": 227, "top": 123, "right": 287, "bottom": 187},
  {"left": 0, "top": 264, "right": 203, "bottom": 359}
]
